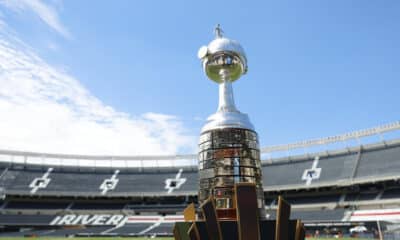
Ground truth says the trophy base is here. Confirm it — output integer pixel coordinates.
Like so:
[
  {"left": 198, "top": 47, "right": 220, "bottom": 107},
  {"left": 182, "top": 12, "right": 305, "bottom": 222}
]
[
  {"left": 174, "top": 183, "right": 305, "bottom": 240},
  {"left": 216, "top": 208, "right": 236, "bottom": 220},
  {"left": 175, "top": 219, "right": 303, "bottom": 240}
]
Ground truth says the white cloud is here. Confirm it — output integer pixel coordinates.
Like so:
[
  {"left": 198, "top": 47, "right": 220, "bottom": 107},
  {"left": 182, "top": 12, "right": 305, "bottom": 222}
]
[
  {"left": 0, "top": 0, "right": 70, "bottom": 38},
  {"left": 0, "top": 30, "right": 197, "bottom": 155}
]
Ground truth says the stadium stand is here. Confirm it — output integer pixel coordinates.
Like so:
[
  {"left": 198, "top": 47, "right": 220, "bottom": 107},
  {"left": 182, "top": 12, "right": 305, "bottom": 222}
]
[
  {"left": 147, "top": 223, "right": 175, "bottom": 234},
  {"left": 5, "top": 201, "right": 70, "bottom": 210},
  {"left": 1, "top": 140, "right": 400, "bottom": 198},
  {"left": 0, "top": 214, "right": 54, "bottom": 225},
  {"left": 382, "top": 187, "right": 400, "bottom": 199},
  {"left": 70, "top": 202, "right": 126, "bottom": 210},
  {"left": 0, "top": 123, "right": 399, "bottom": 237},
  {"left": 109, "top": 223, "right": 153, "bottom": 235},
  {"left": 356, "top": 144, "right": 400, "bottom": 178},
  {"left": 292, "top": 209, "right": 346, "bottom": 222},
  {"left": 265, "top": 209, "right": 346, "bottom": 222}
]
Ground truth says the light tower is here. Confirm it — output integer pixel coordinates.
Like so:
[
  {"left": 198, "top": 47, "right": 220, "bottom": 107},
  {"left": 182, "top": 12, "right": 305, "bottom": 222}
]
[{"left": 197, "top": 25, "right": 265, "bottom": 219}]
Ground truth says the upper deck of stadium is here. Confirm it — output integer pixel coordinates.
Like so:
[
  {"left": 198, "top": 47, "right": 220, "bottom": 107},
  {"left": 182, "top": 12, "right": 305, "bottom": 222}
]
[
  {"left": 0, "top": 121, "right": 399, "bottom": 197},
  {"left": 0, "top": 121, "right": 399, "bottom": 167}
]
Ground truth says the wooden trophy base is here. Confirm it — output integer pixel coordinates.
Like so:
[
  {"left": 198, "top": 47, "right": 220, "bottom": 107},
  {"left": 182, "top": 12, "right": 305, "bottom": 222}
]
[{"left": 174, "top": 183, "right": 305, "bottom": 240}]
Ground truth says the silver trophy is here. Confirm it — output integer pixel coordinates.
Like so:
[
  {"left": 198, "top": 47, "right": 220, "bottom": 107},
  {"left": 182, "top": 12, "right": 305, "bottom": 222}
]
[{"left": 197, "top": 25, "right": 265, "bottom": 219}]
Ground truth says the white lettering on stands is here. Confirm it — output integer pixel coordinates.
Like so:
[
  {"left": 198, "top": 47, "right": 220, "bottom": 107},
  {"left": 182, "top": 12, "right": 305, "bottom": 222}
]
[
  {"left": 50, "top": 214, "right": 125, "bottom": 226},
  {"left": 70, "top": 215, "right": 97, "bottom": 225},
  {"left": 92, "top": 215, "right": 109, "bottom": 225},
  {"left": 57, "top": 215, "right": 76, "bottom": 225},
  {"left": 49, "top": 216, "right": 61, "bottom": 225},
  {"left": 106, "top": 215, "right": 124, "bottom": 225}
]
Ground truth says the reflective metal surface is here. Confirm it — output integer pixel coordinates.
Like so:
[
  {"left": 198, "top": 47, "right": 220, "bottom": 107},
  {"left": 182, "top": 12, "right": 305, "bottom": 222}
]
[
  {"left": 203, "top": 51, "right": 246, "bottom": 83},
  {"left": 198, "top": 128, "right": 265, "bottom": 217},
  {"left": 198, "top": 25, "right": 265, "bottom": 219},
  {"left": 198, "top": 24, "right": 248, "bottom": 84},
  {"left": 198, "top": 25, "right": 254, "bottom": 133},
  {"left": 201, "top": 108, "right": 254, "bottom": 132}
]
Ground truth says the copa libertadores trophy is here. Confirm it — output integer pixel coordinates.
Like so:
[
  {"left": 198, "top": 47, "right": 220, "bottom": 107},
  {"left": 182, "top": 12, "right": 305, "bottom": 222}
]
[
  {"left": 197, "top": 25, "right": 265, "bottom": 220},
  {"left": 173, "top": 26, "right": 305, "bottom": 240}
]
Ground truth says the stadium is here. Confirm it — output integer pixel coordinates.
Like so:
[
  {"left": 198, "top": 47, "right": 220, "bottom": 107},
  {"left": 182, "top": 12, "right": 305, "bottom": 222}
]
[
  {"left": 1, "top": 0, "right": 399, "bottom": 239},
  {"left": 0, "top": 121, "right": 399, "bottom": 239}
]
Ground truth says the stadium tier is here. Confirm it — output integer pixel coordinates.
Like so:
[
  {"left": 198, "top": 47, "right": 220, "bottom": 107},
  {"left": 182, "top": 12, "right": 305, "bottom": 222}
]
[
  {"left": 0, "top": 139, "right": 400, "bottom": 197},
  {"left": 0, "top": 137, "right": 399, "bottom": 237}
]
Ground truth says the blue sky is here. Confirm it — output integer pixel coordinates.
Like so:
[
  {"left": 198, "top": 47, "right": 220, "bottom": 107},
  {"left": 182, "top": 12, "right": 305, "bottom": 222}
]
[{"left": 0, "top": 0, "right": 399, "bottom": 155}]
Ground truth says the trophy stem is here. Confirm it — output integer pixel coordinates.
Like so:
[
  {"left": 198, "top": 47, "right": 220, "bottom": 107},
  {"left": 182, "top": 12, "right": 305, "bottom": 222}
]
[{"left": 218, "top": 80, "right": 238, "bottom": 112}]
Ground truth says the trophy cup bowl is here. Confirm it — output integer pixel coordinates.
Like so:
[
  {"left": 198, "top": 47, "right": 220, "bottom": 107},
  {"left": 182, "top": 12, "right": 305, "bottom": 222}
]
[{"left": 199, "top": 37, "right": 248, "bottom": 83}]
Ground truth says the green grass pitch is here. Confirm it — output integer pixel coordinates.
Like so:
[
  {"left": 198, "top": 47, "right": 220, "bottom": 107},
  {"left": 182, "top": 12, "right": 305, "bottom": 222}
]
[
  {"left": 0, "top": 238, "right": 372, "bottom": 240},
  {"left": 0, "top": 238, "right": 174, "bottom": 240}
]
